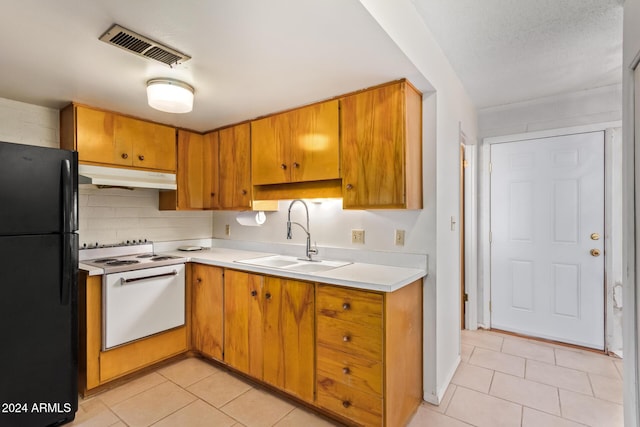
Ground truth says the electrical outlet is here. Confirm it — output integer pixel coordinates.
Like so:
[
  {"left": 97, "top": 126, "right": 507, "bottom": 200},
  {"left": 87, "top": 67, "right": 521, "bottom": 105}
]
[
  {"left": 351, "top": 229, "right": 365, "bottom": 244},
  {"left": 395, "top": 229, "right": 405, "bottom": 246},
  {"left": 225, "top": 224, "right": 231, "bottom": 237}
]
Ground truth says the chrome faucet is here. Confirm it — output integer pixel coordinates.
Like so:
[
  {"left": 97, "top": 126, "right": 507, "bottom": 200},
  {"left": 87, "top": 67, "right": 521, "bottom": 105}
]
[{"left": 286, "top": 199, "right": 318, "bottom": 261}]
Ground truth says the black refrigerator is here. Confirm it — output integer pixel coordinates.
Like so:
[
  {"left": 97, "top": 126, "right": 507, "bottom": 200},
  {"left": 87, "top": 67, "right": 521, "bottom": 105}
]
[{"left": 0, "top": 141, "right": 78, "bottom": 426}]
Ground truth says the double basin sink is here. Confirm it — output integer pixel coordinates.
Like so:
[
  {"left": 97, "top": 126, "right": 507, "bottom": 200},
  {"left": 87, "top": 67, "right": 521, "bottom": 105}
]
[{"left": 235, "top": 254, "right": 351, "bottom": 274}]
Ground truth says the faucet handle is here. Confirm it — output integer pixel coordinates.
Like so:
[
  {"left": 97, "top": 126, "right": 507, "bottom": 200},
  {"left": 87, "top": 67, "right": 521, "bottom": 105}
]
[{"left": 309, "top": 241, "right": 319, "bottom": 256}]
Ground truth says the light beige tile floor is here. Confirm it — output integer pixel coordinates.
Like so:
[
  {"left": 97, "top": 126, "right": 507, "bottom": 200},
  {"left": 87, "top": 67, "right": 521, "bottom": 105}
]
[{"left": 71, "top": 330, "right": 624, "bottom": 427}]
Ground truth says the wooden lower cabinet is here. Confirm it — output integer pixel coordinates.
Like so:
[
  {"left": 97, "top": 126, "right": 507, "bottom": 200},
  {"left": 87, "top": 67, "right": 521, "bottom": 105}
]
[
  {"left": 223, "top": 270, "right": 315, "bottom": 403},
  {"left": 316, "top": 281, "right": 423, "bottom": 426},
  {"left": 191, "top": 264, "right": 224, "bottom": 360}
]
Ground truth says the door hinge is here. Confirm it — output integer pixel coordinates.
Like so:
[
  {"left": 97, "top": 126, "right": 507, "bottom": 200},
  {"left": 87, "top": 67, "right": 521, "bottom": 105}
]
[
  {"left": 489, "top": 162, "right": 493, "bottom": 173},
  {"left": 489, "top": 301, "right": 492, "bottom": 312},
  {"left": 463, "top": 159, "right": 469, "bottom": 168},
  {"left": 464, "top": 293, "right": 469, "bottom": 302},
  {"left": 489, "top": 231, "right": 492, "bottom": 243}
]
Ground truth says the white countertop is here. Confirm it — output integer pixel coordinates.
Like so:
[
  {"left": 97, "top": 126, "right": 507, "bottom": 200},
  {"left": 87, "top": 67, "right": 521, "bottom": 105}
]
[{"left": 80, "top": 246, "right": 427, "bottom": 293}]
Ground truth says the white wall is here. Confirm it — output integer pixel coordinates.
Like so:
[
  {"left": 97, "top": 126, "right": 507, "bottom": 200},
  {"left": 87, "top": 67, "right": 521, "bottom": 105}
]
[
  {"left": 623, "top": 0, "right": 640, "bottom": 425},
  {"left": 0, "top": 98, "right": 59, "bottom": 148},
  {"left": 478, "top": 84, "right": 622, "bottom": 139},
  {"left": 0, "top": 98, "right": 213, "bottom": 246},
  {"left": 358, "top": 0, "right": 478, "bottom": 404}
]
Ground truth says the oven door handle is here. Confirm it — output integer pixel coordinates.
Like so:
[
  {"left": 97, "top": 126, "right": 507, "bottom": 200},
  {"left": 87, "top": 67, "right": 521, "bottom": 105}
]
[{"left": 121, "top": 270, "right": 178, "bottom": 284}]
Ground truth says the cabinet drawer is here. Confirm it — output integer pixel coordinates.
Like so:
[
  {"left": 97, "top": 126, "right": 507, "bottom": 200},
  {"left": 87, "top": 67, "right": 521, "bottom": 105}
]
[
  {"left": 317, "top": 284, "right": 383, "bottom": 328},
  {"left": 317, "top": 375, "right": 383, "bottom": 427},
  {"left": 317, "top": 345, "right": 382, "bottom": 396},
  {"left": 317, "top": 316, "right": 382, "bottom": 361}
]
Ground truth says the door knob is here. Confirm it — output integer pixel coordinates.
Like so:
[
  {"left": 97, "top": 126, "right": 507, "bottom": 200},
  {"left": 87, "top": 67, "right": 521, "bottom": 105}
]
[
  {"left": 590, "top": 249, "right": 601, "bottom": 257},
  {"left": 591, "top": 233, "right": 600, "bottom": 240}
]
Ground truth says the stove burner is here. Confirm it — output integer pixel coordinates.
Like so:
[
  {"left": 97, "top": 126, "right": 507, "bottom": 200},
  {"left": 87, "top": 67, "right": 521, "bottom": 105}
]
[
  {"left": 93, "top": 258, "right": 119, "bottom": 263},
  {"left": 106, "top": 260, "right": 140, "bottom": 266},
  {"left": 136, "top": 254, "right": 156, "bottom": 258},
  {"left": 151, "top": 256, "right": 175, "bottom": 262}
]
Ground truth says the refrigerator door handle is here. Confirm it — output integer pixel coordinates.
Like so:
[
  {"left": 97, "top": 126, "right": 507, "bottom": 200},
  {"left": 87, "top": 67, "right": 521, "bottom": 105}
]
[
  {"left": 61, "top": 159, "right": 73, "bottom": 233},
  {"left": 61, "top": 233, "right": 78, "bottom": 306}
]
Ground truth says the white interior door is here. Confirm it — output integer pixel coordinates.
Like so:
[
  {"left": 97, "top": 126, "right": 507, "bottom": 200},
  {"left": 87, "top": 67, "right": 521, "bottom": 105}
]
[{"left": 490, "top": 132, "right": 605, "bottom": 349}]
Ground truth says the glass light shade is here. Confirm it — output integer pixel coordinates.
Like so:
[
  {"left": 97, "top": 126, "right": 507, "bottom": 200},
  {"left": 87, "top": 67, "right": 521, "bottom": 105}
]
[{"left": 146, "top": 78, "right": 194, "bottom": 113}]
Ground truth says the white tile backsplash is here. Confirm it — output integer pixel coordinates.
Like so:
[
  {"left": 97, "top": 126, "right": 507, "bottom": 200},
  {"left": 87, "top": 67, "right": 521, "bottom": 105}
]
[{"left": 78, "top": 186, "right": 213, "bottom": 247}]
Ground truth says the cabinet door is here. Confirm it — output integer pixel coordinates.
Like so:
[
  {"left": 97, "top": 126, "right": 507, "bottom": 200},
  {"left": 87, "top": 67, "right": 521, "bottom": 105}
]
[
  {"left": 191, "top": 264, "right": 224, "bottom": 360},
  {"left": 340, "top": 83, "right": 406, "bottom": 208},
  {"left": 251, "top": 115, "right": 290, "bottom": 185},
  {"left": 289, "top": 100, "right": 340, "bottom": 183},
  {"left": 75, "top": 107, "right": 127, "bottom": 166},
  {"left": 203, "top": 131, "right": 220, "bottom": 209},
  {"left": 219, "top": 123, "right": 252, "bottom": 209},
  {"left": 262, "top": 277, "right": 315, "bottom": 403},
  {"left": 177, "top": 130, "right": 205, "bottom": 210},
  {"left": 223, "top": 270, "right": 263, "bottom": 377},
  {"left": 115, "top": 116, "right": 176, "bottom": 172}
]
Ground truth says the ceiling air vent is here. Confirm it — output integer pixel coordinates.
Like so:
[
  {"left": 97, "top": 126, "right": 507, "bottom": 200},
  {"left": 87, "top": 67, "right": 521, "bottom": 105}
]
[{"left": 99, "top": 24, "right": 191, "bottom": 67}]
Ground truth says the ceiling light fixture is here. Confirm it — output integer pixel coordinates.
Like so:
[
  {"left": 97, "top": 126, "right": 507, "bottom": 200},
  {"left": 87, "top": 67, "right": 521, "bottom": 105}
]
[{"left": 146, "top": 78, "right": 194, "bottom": 113}]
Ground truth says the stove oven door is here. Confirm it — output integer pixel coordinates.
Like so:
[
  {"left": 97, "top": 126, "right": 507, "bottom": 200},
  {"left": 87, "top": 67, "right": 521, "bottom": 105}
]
[{"left": 102, "top": 264, "right": 185, "bottom": 350}]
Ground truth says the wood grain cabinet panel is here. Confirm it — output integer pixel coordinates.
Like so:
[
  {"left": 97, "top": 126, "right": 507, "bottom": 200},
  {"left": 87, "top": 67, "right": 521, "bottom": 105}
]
[
  {"left": 340, "top": 80, "right": 422, "bottom": 209},
  {"left": 161, "top": 130, "right": 219, "bottom": 210},
  {"left": 191, "top": 264, "right": 224, "bottom": 360},
  {"left": 61, "top": 104, "right": 176, "bottom": 173},
  {"left": 251, "top": 100, "right": 340, "bottom": 185},
  {"left": 218, "top": 123, "right": 252, "bottom": 209},
  {"left": 316, "top": 281, "right": 422, "bottom": 427},
  {"left": 223, "top": 270, "right": 315, "bottom": 403},
  {"left": 115, "top": 115, "right": 176, "bottom": 171}
]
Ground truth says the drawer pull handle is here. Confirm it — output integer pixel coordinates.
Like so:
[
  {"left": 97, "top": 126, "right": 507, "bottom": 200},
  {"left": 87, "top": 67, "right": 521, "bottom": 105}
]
[
  {"left": 342, "top": 367, "right": 350, "bottom": 375},
  {"left": 342, "top": 400, "right": 351, "bottom": 409},
  {"left": 251, "top": 290, "right": 257, "bottom": 297},
  {"left": 265, "top": 292, "right": 272, "bottom": 300},
  {"left": 138, "top": 155, "right": 144, "bottom": 161},
  {"left": 121, "top": 153, "right": 128, "bottom": 159},
  {"left": 293, "top": 162, "right": 300, "bottom": 168},
  {"left": 342, "top": 302, "right": 351, "bottom": 310},
  {"left": 346, "top": 183, "right": 353, "bottom": 190},
  {"left": 281, "top": 163, "right": 287, "bottom": 170},
  {"left": 343, "top": 335, "right": 351, "bottom": 342}
]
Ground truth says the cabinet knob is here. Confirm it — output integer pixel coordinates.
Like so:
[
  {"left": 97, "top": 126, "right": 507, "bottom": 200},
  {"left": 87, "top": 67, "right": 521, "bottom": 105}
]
[
  {"left": 281, "top": 163, "right": 287, "bottom": 170},
  {"left": 251, "top": 290, "right": 257, "bottom": 297},
  {"left": 343, "top": 335, "right": 351, "bottom": 342},
  {"left": 138, "top": 155, "right": 144, "bottom": 161},
  {"left": 265, "top": 292, "right": 272, "bottom": 300},
  {"left": 346, "top": 183, "right": 353, "bottom": 190},
  {"left": 196, "top": 278, "right": 202, "bottom": 283},
  {"left": 342, "top": 400, "right": 351, "bottom": 409},
  {"left": 211, "top": 193, "right": 216, "bottom": 197},
  {"left": 342, "top": 302, "right": 351, "bottom": 310},
  {"left": 293, "top": 162, "right": 300, "bottom": 168},
  {"left": 241, "top": 189, "right": 248, "bottom": 195},
  {"left": 342, "top": 367, "right": 350, "bottom": 375},
  {"left": 121, "top": 153, "right": 128, "bottom": 159}
]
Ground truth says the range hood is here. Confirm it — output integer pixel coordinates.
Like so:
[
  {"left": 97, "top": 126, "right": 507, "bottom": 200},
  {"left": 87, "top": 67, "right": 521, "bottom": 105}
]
[{"left": 78, "top": 165, "right": 177, "bottom": 190}]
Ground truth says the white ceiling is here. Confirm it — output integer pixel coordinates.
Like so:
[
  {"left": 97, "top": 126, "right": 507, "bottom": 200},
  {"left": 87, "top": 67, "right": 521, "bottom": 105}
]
[
  {"left": 0, "top": 1, "right": 624, "bottom": 132},
  {"left": 412, "top": 0, "right": 623, "bottom": 109}
]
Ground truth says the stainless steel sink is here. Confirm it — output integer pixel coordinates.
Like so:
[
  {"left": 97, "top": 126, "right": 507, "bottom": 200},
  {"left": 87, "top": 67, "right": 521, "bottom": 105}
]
[{"left": 234, "top": 255, "right": 351, "bottom": 273}]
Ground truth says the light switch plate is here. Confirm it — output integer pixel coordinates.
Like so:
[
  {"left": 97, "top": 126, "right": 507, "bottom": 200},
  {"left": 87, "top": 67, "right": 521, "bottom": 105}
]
[
  {"left": 351, "top": 229, "right": 365, "bottom": 244},
  {"left": 395, "top": 229, "right": 405, "bottom": 246},
  {"left": 225, "top": 224, "right": 231, "bottom": 237}
]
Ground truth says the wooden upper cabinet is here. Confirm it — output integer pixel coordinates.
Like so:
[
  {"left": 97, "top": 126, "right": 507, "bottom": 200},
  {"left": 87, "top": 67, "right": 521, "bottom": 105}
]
[
  {"left": 251, "top": 100, "right": 340, "bottom": 185},
  {"left": 340, "top": 81, "right": 422, "bottom": 209},
  {"left": 61, "top": 104, "right": 176, "bottom": 173},
  {"left": 115, "top": 115, "right": 176, "bottom": 171},
  {"left": 218, "top": 123, "right": 252, "bottom": 209},
  {"left": 177, "top": 130, "right": 204, "bottom": 210}
]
